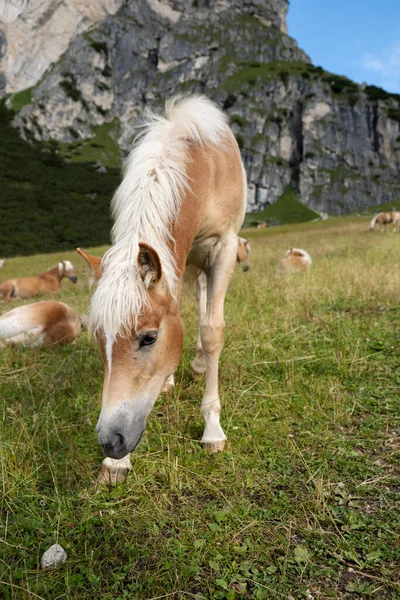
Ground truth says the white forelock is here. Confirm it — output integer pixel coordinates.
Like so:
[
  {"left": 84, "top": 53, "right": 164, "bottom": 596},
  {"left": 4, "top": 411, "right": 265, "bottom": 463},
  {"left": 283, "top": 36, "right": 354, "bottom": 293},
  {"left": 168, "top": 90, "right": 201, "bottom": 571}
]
[
  {"left": 90, "top": 95, "right": 232, "bottom": 335},
  {"left": 63, "top": 260, "right": 74, "bottom": 272}
]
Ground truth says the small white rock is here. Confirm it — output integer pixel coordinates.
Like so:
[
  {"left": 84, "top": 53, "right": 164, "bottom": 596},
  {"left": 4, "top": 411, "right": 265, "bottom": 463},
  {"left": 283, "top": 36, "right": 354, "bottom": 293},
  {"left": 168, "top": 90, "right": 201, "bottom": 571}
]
[{"left": 40, "top": 544, "right": 67, "bottom": 569}]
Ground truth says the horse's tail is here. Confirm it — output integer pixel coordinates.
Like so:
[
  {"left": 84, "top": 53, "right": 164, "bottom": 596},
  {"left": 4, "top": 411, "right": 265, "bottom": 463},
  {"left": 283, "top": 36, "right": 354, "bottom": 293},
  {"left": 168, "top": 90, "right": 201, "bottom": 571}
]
[{"left": 369, "top": 214, "right": 379, "bottom": 231}]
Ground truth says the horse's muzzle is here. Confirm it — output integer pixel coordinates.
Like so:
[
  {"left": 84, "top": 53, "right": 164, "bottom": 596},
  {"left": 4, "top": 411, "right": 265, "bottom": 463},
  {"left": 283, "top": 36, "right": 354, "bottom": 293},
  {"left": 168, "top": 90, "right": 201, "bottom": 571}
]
[
  {"left": 101, "top": 433, "right": 128, "bottom": 459},
  {"left": 68, "top": 276, "right": 78, "bottom": 283},
  {"left": 99, "top": 428, "right": 144, "bottom": 459}
]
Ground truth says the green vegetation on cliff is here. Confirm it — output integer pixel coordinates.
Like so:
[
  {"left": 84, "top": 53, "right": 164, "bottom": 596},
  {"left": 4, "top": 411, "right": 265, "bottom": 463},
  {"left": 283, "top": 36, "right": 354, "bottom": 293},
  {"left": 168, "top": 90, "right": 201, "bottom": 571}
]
[
  {"left": 244, "top": 187, "right": 320, "bottom": 227},
  {"left": 0, "top": 103, "right": 121, "bottom": 257}
]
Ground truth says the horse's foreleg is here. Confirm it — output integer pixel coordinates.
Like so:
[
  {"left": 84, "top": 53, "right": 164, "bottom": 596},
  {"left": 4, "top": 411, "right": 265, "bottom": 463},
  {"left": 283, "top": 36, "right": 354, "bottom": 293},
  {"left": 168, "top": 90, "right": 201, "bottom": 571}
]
[
  {"left": 191, "top": 271, "right": 207, "bottom": 378},
  {"left": 199, "top": 234, "right": 237, "bottom": 453},
  {"left": 98, "top": 454, "right": 131, "bottom": 485}
]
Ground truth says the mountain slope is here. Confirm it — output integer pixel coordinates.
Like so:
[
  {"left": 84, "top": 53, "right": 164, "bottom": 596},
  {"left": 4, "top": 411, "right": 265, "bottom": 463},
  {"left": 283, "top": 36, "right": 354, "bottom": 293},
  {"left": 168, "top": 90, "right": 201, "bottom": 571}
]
[{"left": 2, "top": 0, "right": 400, "bottom": 222}]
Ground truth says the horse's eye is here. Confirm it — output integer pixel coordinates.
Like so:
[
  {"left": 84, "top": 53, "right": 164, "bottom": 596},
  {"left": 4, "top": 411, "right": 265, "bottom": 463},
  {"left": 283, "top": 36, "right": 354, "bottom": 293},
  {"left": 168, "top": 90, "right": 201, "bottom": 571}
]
[{"left": 140, "top": 332, "right": 157, "bottom": 347}]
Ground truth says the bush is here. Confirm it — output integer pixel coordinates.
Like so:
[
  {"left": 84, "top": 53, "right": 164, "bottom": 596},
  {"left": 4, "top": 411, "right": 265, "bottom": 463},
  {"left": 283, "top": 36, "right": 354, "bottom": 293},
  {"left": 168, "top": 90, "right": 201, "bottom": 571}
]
[{"left": 0, "top": 102, "right": 120, "bottom": 257}]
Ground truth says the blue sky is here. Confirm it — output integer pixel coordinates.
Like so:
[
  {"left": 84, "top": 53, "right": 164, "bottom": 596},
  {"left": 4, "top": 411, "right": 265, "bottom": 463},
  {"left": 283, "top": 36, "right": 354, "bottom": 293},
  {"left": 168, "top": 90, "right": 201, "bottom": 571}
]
[{"left": 287, "top": 0, "right": 400, "bottom": 93}]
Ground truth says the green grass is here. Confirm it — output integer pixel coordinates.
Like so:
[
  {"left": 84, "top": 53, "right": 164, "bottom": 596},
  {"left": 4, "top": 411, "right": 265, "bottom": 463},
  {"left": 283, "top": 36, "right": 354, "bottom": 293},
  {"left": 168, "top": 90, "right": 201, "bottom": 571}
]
[
  {"left": 244, "top": 187, "right": 320, "bottom": 226},
  {"left": 1, "top": 216, "right": 400, "bottom": 598},
  {"left": 59, "top": 121, "right": 121, "bottom": 169},
  {"left": 7, "top": 88, "right": 33, "bottom": 111}
]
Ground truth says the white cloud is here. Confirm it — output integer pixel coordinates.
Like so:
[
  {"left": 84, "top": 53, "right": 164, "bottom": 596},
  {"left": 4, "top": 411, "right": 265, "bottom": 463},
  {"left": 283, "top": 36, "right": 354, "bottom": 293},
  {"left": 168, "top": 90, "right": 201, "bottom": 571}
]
[{"left": 361, "top": 41, "right": 400, "bottom": 93}]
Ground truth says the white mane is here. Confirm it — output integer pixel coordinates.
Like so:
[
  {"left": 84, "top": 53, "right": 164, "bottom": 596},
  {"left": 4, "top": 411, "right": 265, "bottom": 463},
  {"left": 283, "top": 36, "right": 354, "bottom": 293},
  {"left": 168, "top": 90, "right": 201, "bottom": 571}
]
[
  {"left": 369, "top": 214, "right": 379, "bottom": 230},
  {"left": 90, "top": 95, "right": 231, "bottom": 335}
]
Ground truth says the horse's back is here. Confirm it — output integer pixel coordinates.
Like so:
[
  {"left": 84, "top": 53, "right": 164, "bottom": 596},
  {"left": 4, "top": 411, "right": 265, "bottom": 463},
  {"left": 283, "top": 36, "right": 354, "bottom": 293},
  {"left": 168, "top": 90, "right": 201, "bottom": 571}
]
[{"left": 187, "top": 138, "right": 245, "bottom": 232}]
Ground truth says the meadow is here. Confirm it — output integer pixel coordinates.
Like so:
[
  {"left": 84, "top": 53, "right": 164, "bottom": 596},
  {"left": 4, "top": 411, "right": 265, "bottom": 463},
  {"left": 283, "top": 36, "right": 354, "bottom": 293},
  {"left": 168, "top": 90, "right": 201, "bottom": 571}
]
[{"left": 1, "top": 216, "right": 400, "bottom": 599}]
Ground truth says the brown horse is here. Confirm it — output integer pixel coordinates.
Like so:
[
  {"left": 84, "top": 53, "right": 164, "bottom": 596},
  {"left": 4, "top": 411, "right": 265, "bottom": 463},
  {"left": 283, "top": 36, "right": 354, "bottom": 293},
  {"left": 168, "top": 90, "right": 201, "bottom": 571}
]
[
  {"left": 0, "top": 261, "right": 77, "bottom": 300},
  {"left": 237, "top": 237, "right": 251, "bottom": 271},
  {"left": 368, "top": 211, "right": 400, "bottom": 232},
  {"left": 79, "top": 95, "right": 246, "bottom": 483},
  {"left": 280, "top": 248, "right": 312, "bottom": 272},
  {"left": 0, "top": 301, "right": 82, "bottom": 348}
]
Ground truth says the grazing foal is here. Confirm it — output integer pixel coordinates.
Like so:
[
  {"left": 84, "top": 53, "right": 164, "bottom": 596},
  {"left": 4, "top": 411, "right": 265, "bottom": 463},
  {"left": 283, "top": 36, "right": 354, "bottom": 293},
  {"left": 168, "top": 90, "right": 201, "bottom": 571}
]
[
  {"left": 368, "top": 211, "right": 400, "bottom": 232},
  {"left": 0, "top": 261, "right": 77, "bottom": 300},
  {"left": 0, "top": 301, "right": 81, "bottom": 348},
  {"left": 280, "top": 248, "right": 312, "bottom": 272},
  {"left": 81, "top": 95, "right": 246, "bottom": 483},
  {"left": 237, "top": 237, "right": 251, "bottom": 271}
]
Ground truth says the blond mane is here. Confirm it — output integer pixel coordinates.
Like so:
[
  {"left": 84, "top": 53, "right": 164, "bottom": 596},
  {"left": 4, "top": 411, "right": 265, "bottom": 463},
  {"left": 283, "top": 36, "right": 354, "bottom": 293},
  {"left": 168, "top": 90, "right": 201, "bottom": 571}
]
[{"left": 90, "top": 95, "right": 231, "bottom": 335}]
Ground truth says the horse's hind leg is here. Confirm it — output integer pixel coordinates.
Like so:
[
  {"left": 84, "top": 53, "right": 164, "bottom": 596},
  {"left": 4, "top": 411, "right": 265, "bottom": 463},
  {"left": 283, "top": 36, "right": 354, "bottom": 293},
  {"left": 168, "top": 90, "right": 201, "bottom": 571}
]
[
  {"left": 199, "top": 233, "right": 237, "bottom": 452},
  {"left": 191, "top": 271, "right": 207, "bottom": 378},
  {"left": 0, "top": 283, "right": 16, "bottom": 301},
  {"left": 98, "top": 454, "right": 131, "bottom": 485}
]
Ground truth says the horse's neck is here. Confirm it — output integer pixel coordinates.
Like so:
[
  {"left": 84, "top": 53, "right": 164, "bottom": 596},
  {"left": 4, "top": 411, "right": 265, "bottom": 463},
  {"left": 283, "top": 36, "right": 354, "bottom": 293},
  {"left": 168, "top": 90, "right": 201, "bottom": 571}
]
[
  {"left": 41, "top": 266, "right": 61, "bottom": 282},
  {"left": 169, "top": 201, "right": 201, "bottom": 279}
]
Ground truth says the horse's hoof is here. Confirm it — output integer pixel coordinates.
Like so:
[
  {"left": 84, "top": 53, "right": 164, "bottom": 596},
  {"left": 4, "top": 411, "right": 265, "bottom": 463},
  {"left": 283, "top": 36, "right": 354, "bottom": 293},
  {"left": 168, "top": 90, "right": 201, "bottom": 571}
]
[
  {"left": 162, "top": 381, "right": 175, "bottom": 393},
  {"left": 97, "top": 465, "right": 129, "bottom": 485},
  {"left": 202, "top": 440, "right": 227, "bottom": 453},
  {"left": 191, "top": 369, "right": 205, "bottom": 381}
]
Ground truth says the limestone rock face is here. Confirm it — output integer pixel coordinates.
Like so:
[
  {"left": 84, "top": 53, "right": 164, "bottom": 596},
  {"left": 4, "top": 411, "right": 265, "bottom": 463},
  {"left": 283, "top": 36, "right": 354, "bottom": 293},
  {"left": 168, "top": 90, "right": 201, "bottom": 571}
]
[
  {"left": 3, "top": 0, "right": 400, "bottom": 215},
  {"left": 0, "top": 0, "right": 123, "bottom": 93}
]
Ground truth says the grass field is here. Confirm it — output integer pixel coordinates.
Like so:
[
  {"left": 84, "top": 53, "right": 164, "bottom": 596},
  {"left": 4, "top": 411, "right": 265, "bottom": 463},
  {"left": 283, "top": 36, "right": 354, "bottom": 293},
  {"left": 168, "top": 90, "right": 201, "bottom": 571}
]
[{"left": 1, "top": 216, "right": 400, "bottom": 599}]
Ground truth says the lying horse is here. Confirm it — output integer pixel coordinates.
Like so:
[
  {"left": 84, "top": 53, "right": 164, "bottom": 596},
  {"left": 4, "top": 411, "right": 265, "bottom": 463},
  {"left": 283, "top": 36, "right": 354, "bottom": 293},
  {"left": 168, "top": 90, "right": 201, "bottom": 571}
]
[
  {"left": 368, "top": 211, "right": 400, "bottom": 232},
  {"left": 0, "top": 261, "right": 77, "bottom": 300},
  {"left": 0, "top": 301, "right": 81, "bottom": 347},
  {"left": 280, "top": 248, "right": 312, "bottom": 272},
  {"left": 237, "top": 237, "right": 251, "bottom": 271},
  {"left": 79, "top": 95, "right": 246, "bottom": 483}
]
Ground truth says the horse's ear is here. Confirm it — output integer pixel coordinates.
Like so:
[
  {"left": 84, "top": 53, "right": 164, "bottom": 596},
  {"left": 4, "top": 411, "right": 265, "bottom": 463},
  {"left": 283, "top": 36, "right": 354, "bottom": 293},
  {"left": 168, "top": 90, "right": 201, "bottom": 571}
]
[
  {"left": 76, "top": 248, "right": 102, "bottom": 279},
  {"left": 138, "top": 243, "right": 162, "bottom": 287}
]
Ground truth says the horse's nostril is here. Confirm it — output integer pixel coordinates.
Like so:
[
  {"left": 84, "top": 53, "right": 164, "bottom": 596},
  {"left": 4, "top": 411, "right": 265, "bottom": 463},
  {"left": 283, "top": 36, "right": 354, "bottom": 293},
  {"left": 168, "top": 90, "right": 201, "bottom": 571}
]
[
  {"left": 101, "top": 432, "right": 127, "bottom": 459},
  {"left": 114, "top": 433, "right": 125, "bottom": 451}
]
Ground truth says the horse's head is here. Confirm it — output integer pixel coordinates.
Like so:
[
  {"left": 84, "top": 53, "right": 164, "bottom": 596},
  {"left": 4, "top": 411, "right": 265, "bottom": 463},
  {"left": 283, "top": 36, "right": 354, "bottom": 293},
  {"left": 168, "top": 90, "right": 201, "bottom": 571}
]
[
  {"left": 80, "top": 245, "right": 183, "bottom": 459},
  {"left": 237, "top": 237, "right": 251, "bottom": 271},
  {"left": 59, "top": 260, "right": 78, "bottom": 283}
]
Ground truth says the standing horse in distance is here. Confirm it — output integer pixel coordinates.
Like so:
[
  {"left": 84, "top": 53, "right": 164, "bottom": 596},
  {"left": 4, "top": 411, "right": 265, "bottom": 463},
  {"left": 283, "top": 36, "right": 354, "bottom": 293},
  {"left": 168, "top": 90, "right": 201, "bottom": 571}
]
[
  {"left": 237, "top": 237, "right": 251, "bottom": 271},
  {"left": 0, "top": 261, "right": 77, "bottom": 300},
  {"left": 0, "top": 301, "right": 82, "bottom": 348},
  {"left": 280, "top": 248, "right": 312, "bottom": 272},
  {"left": 80, "top": 95, "right": 246, "bottom": 484},
  {"left": 368, "top": 211, "right": 400, "bottom": 232}
]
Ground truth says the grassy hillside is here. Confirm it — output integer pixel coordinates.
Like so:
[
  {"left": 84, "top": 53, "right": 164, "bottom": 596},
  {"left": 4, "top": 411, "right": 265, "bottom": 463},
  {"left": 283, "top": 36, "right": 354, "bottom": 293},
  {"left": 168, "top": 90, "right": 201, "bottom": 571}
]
[
  {"left": 0, "top": 103, "right": 121, "bottom": 258},
  {"left": 244, "top": 187, "right": 320, "bottom": 227},
  {"left": 1, "top": 216, "right": 400, "bottom": 599}
]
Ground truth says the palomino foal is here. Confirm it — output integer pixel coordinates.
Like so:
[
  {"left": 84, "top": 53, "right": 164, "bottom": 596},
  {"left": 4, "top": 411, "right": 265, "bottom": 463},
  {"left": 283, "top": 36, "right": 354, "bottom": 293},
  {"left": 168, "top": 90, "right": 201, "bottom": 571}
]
[
  {"left": 0, "top": 261, "right": 78, "bottom": 300},
  {"left": 81, "top": 96, "right": 246, "bottom": 483},
  {"left": 0, "top": 301, "right": 81, "bottom": 347},
  {"left": 280, "top": 248, "right": 312, "bottom": 272},
  {"left": 368, "top": 211, "right": 400, "bottom": 232}
]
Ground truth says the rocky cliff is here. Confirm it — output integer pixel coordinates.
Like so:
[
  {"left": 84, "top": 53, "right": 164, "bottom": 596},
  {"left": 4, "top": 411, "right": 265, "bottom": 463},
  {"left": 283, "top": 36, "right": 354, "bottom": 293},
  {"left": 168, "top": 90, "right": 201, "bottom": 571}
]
[{"left": 2, "top": 0, "right": 400, "bottom": 215}]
